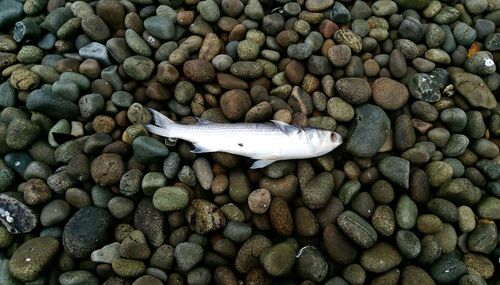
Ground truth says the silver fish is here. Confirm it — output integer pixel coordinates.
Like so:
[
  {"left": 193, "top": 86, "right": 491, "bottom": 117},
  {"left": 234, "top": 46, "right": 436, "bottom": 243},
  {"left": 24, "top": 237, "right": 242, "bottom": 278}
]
[{"left": 145, "top": 109, "right": 343, "bottom": 169}]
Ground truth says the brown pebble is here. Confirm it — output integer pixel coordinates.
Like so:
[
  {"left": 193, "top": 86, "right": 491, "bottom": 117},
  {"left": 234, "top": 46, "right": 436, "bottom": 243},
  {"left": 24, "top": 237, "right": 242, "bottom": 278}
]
[
  {"left": 294, "top": 206, "right": 319, "bottom": 236},
  {"left": 285, "top": 60, "right": 305, "bottom": 85},
  {"left": 371, "top": 78, "right": 409, "bottom": 110},
  {"left": 91, "top": 79, "right": 113, "bottom": 98},
  {"left": 96, "top": 0, "right": 125, "bottom": 31},
  {"left": 199, "top": 33, "right": 222, "bottom": 61},
  {"left": 269, "top": 197, "right": 294, "bottom": 236},
  {"left": 416, "top": 214, "right": 443, "bottom": 234},
  {"left": 302, "top": 73, "right": 320, "bottom": 94},
  {"left": 247, "top": 188, "right": 271, "bottom": 214},
  {"left": 218, "top": 17, "right": 239, "bottom": 32},
  {"left": 90, "top": 153, "right": 126, "bottom": 186},
  {"left": 228, "top": 24, "right": 246, "bottom": 41},
  {"left": 220, "top": 89, "right": 252, "bottom": 121},
  {"left": 363, "top": 59, "right": 380, "bottom": 77},
  {"left": 55, "top": 58, "right": 80, "bottom": 73},
  {"left": 183, "top": 59, "right": 216, "bottom": 83},
  {"left": 319, "top": 19, "right": 339, "bottom": 38},
  {"left": 245, "top": 268, "right": 272, "bottom": 285},
  {"left": 79, "top": 59, "right": 101, "bottom": 79},
  {"left": 92, "top": 115, "right": 116, "bottom": 134},
  {"left": 323, "top": 223, "right": 358, "bottom": 265},
  {"left": 401, "top": 265, "right": 436, "bottom": 285},
  {"left": 156, "top": 61, "right": 179, "bottom": 85},
  {"left": 276, "top": 30, "right": 299, "bottom": 47},
  {"left": 217, "top": 73, "right": 249, "bottom": 90},
  {"left": 22, "top": 178, "right": 52, "bottom": 205},
  {"left": 214, "top": 266, "right": 238, "bottom": 285},
  {"left": 463, "top": 253, "right": 495, "bottom": 279},
  {"left": 177, "top": 10, "right": 195, "bottom": 26},
  {"left": 235, "top": 235, "right": 272, "bottom": 274}
]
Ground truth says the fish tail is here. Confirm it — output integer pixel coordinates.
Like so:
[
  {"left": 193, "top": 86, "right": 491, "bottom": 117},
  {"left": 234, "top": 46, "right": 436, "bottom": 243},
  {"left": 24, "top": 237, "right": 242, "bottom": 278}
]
[{"left": 145, "top": 108, "right": 176, "bottom": 137}]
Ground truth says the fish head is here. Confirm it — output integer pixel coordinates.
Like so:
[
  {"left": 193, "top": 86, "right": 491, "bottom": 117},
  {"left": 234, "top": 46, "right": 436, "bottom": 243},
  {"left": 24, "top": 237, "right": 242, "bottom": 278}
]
[{"left": 306, "top": 129, "right": 343, "bottom": 155}]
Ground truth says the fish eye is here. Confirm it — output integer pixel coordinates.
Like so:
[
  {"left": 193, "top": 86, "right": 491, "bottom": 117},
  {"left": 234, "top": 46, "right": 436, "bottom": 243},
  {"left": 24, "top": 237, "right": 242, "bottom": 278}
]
[{"left": 330, "top": 132, "right": 338, "bottom": 142}]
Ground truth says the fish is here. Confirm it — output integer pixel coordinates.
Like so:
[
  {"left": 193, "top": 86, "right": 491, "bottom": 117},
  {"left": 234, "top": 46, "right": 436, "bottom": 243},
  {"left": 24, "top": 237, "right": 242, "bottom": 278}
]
[{"left": 145, "top": 108, "right": 343, "bottom": 169}]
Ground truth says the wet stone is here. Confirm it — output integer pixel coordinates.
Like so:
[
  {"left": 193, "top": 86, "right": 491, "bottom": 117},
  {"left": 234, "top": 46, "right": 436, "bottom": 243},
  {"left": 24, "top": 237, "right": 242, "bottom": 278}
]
[{"left": 62, "top": 207, "right": 113, "bottom": 258}]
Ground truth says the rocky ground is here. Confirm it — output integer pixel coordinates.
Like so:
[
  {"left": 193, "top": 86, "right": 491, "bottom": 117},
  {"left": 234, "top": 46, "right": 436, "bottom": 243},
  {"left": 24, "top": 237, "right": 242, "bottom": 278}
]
[{"left": 0, "top": 0, "right": 499, "bottom": 284}]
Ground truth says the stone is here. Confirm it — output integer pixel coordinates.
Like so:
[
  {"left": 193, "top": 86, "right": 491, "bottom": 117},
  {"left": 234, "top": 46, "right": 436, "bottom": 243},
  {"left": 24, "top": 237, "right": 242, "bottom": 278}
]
[
  {"left": 346, "top": 104, "right": 390, "bottom": 157},
  {"left": 360, "top": 242, "right": 402, "bottom": 273},
  {"left": 451, "top": 71, "right": 497, "bottom": 109},
  {"left": 260, "top": 242, "right": 296, "bottom": 277},
  {"left": 8, "top": 237, "right": 59, "bottom": 282},
  {"left": 62, "top": 207, "right": 113, "bottom": 258},
  {"left": 186, "top": 199, "right": 226, "bottom": 234},
  {"left": 174, "top": 242, "right": 204, "bottom": 271}
]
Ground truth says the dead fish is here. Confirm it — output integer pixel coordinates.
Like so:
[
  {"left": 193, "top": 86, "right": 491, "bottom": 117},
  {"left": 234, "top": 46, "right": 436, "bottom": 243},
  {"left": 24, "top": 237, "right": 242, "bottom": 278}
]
[{"left": 145, "top": 109, "right": 342, "bottom": 169}]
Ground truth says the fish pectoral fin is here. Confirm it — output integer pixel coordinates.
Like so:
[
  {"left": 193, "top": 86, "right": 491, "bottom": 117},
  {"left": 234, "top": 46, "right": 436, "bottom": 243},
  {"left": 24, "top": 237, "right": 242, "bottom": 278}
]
[
  {"left": 195, "top": 117, "right": 213, "bottom": 125},
  {"left": 271, "top": 120, "right": 301, "bottom": 135},
  {"left": 191, "top": 143, "right": 213, "bottom": 154},
  {"left": 250, "top": 159, "right": 277, "bottom": 169}
]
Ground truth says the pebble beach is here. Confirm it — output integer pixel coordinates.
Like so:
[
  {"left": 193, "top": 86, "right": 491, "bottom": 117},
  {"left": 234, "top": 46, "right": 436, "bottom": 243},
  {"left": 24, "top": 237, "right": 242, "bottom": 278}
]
[{"left": 0, "top": 0, "right": 499, "bottom": 284}]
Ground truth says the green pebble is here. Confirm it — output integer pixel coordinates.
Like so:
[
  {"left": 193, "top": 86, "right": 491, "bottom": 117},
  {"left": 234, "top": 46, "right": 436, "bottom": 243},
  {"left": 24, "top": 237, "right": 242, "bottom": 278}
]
[
  {"left": 111, "top": 91, "right": 134, "bottom": 108},
  {"left": 260, "top": 242, "right": 296, "bottom": 277},
  {"left": 132, "top": 136, "right": 169, "bottom": 163},
  {"left": 396, "top": 195, "right": 418, "bottom": 229},
  {"left": 152, "top": 186, "right": 189, "bottom": 211},
  {"left": 58, "top": 270, "right": 98, "bottom": 285},
  {"left": 141, "top": 172, "right": 167, "bottom": 196},
  {"left": 17, "top": 45, "right": 43, "bottom": 64},
  {"left": 8, "top": 237, "right": 59, "bottom": 282},
  {"left": 477, "top": 196, "right": 500, "bottom": 219},
  {"left": 125, "top": 29, "right": 152, "bottom": 57}
]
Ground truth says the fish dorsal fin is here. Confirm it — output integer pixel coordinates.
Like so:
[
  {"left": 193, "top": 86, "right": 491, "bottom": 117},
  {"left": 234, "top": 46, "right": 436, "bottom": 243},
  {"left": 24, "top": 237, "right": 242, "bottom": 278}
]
[
  {"left": 195, "top": 117, "right": 213, "bottom": 125},
  {"left": 250, "top": 159, "right": 277, "bottom": 169},
  {"left": 271, "top": 120, "right": 301, "bottom": 135}
]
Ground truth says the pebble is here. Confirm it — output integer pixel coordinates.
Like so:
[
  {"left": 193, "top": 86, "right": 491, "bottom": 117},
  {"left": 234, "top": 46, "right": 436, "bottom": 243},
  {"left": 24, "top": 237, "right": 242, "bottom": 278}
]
[
  {"left": 335, "top": 77, "right": 371, "bottom": 105},
  {"left": 108, "top": 196, "right": 134, "bottom": 219},
  {"left": 152, "top": 186, "right": 189, "bottom": 212},
  {"left": 396, "top": 230, "right": 421, "bottom": 259},
  {"left": 259, "top": 242, "right": 296, "bottom": 276},
  {"left": 174, "top": 242, "right": 204, "bottom": 271},
  {"left": 337, "top": 210, "right": 378, "bottom": 248},
  {"left": 360, "top": 242, "right": 402, "bottom": 273},
  {"left": 62, "top": 207, "right": 112, "bottom": 258},
  {"left": 91, "top": 242, "right": 121, "bottom": 264},
  {"left": 132, "top": 136, "right": 169, "bottom": 162},
  {"left": 184, "top": 59, "right": 216, "bottom": 83},
  {"left": 346, "top": 104, "right": 390, "bottom": 157},
  {"left": 371, "top": 78, "right": 409, "bottom": 110},
  {"left": 8, "top": 237, "right": 59, "bottom": 282},
  {"left": 429, "top": 254, "right": 468, "bottom": 283},
  {"left": 451, "top": 71, "right": 497, "bottom": 109},
  {"left": 112, "top": 258, "right": 145, "bottom": 278},
  {"left": 90, "top": 153, "right": 125, "bottom": 186},
  {"left": 40, "top": 199, "right": 70, "bottom": 226},
  {"left": 26, "top": 89, "right": 79, "bottom": 119},
  {"left": 58, "top": 270, "right": 99, "bottom": 285},
  {"left": 123, "top": 56, "right": 155, "bottom": 81},
  {"left": 144, "top": 16, "right": 175, "bottom": 40},
  {"left": 186, "top": 199, "right": 226, "bottom": 234}
]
